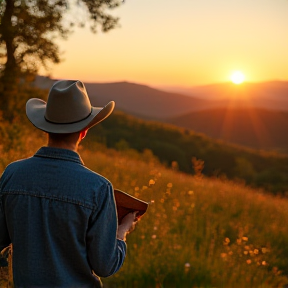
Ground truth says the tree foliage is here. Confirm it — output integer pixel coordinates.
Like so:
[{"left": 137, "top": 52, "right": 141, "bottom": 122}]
[{"left": 0, "top": 0, "right": 122, "bottom": 113}]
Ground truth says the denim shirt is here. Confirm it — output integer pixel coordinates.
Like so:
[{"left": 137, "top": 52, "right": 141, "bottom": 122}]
[{"left": 0, "top": 147, "right": 126, "bottom": 288}]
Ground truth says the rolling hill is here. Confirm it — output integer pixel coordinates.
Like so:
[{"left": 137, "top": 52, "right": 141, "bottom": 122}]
[
  {"left": 158, "top": 81, "right": 288, "bottom": 111},
  {"left": 84, "top": 82, "right": 219, "bottom": 119},
  {"left": 85, "top": 110, "right": 288, "bottom": 194},
  {"left": 34, "top": 77, "right": 288, "bottom": 119},
  {"left": 33, "top": 76, "right": 288, "bottom": 152},
  {"left": 165, "top": 108, "right": 288, "bottom": 154}
]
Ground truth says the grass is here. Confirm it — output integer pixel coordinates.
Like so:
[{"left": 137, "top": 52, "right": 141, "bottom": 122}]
[
  {"left": 80, "top": 145, "right": 288, "bottom": 288},
  {"left": 1, "top": 138, "right": 288, "bottom": 288}
]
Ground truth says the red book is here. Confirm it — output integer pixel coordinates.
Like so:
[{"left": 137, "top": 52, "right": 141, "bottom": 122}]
[{"left": 114, "top": 189, "right": 149, "bottom": 224}]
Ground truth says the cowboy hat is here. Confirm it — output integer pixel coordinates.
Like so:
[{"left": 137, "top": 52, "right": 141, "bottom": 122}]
[{"left": 26, "top": 80, "right": 115, "bottom": 133}]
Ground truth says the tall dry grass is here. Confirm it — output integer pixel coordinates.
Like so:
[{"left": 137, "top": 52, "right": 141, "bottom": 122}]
[
  {"left": 81, "top": 145, "right": 288, "bottom": 288},
  {"left": 1, "top": 136, "right": 288, "bottom": 288}
]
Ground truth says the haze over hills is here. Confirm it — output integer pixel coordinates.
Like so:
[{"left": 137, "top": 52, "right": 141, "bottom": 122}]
[
  {"left": 165, "top": 107, "right": 288, "bottom": 154},
  {"left": 85, "top": 82, "right": 224, "bottom": 119},
  {"left": 34, "top": 76, "right": 288, "bottom": 117},
  {"left": 34, "top": 76, "right": 224, "bottom": 119},
  {"left": 157, "top": 81, "right": 288, "bottom": 111},
  {"left": 34, "top": 76, "right": 288, "bottom": 152}
]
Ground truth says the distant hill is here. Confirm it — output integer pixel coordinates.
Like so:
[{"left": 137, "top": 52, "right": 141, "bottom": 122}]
[
  {"left": 158, "top": 81, "right": 288, "bottom": 111},
  {"left": 33, "top": 76, "right": 220, "bottom": 119},
  {"left": 34, "top": 77, "right": 288, "bottom": 119},
  {"left": 84, "top": 82, "right": 219, "bottom": 119},
  {"left": 85, "top": 110, "right": 288, "bottom": 195},
  {"left": 33, "top": 76, "right": 288, "bottom": 152},
  {"left": 165, "top": 108, "right": 288, "bottom": 154}
]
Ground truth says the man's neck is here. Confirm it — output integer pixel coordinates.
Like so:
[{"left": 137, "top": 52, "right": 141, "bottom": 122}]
[{"left": 47, "top": 141, "right": 78, "bottom": 152}]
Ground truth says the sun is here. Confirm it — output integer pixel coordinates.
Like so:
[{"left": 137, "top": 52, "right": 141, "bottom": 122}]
[{"left": 230, "top": 71, "right": 245, "bottom": 84}]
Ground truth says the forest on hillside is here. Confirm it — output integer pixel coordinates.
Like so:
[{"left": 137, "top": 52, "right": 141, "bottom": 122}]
[
  {"left": 1, "top": 84, "right": 288, "bottom": 288},
  {"left": 85, "top": 111, "right": 288, "bottom": 195},
  {"left": 0, "top": 83, "right": 287, "bottom": 196}
]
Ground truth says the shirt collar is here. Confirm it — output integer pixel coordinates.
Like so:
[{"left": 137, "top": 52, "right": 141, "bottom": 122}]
[{"left": 34, "top": 147, "right": 84, "bottom": 165}]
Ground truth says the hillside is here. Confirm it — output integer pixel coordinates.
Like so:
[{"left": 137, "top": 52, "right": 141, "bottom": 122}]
[
  {"left": 85, "top": 110, "right": 288, "bottom": 195},
  {"left": 33, "top": 77, "right": 288, "bottom": 153},
  {"left": 83, "top": 147, "right": 288, "bottom": 288},
  {"left": 1, "top": 83, "right": 288, "bottom": 287},
  {"left": 33, "top": 76, "right": 220, "bottom": 119},
  {"left": 159, "top": 81, "right": 288, "bottom": 111},
  {"left": 34, "top": 77, "right": 288, "bottom": 119},
  {"left": 166, "top": 107, "right": 288, "bottom": 154},
  {"left": 2, "top": 144, "right": 288, "bottom": 287}
]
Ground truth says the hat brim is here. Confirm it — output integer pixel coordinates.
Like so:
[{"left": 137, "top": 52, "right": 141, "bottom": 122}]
[
  {"left": 114, "top": 189, "right": 149, "bottom": 224},
  {"left": 26, "top": 98, "right": 115, "bottom": 133}
]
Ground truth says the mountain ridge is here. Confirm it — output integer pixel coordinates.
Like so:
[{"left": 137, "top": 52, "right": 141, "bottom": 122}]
[
  {"left": 165, "top": 107, "right": 288, "bottom": 154},
  {"left": 33, "top": 76, "right": 288, "bottom": 152}
]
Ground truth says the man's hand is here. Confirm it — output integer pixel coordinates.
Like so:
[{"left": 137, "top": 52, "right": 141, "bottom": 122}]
[{"left": 117, "top": 212, "right": 138, "bottom": 241}]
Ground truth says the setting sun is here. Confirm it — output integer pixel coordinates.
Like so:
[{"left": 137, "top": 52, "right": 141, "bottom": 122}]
[{"left": 230, "top": 71, "right": 245, "bottom": 84}]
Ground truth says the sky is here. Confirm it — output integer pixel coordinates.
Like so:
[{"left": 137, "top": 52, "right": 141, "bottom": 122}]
[{"left": 41, "top": 0, "right": 288, "bottom": 88}]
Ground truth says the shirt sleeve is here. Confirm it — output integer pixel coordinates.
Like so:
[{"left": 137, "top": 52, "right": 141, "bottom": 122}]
[
  {"left": 86, "top": 181, "right": 126, "bottom": 277},
  {"left": 0, "top": 173, "right": 12, "bottom": 252}
]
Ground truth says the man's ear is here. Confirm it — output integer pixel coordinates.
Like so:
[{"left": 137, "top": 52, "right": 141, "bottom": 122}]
[{"left": 80, "top": 129, "right": 88, "bottom": 140}]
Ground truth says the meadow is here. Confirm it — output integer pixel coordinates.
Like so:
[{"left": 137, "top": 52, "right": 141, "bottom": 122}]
[
  {"left": 3, "top": 139, "right": 288, "bottom": 287},
  {"left": 82, "top": 145, "right": 288, "bottom": 288},
  {"left": 1, "top": 106, "right": 288, "bottom": 287}
]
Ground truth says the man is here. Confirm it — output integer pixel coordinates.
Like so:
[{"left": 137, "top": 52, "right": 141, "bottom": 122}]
[{"left": 0, "top": 80, "right": 137, "bottom": 287}]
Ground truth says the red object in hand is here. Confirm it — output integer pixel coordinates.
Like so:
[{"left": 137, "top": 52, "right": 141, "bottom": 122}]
[{"left": 114, "top": 189, "right": 149, "bottom": 225}]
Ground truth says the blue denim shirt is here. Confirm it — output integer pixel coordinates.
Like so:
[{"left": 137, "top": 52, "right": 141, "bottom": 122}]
[{"left": 0, "top": 147, "right": 126, "bottom": 287}]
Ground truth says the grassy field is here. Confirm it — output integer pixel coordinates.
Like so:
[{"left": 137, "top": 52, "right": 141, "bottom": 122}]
[
  {"left": 81, "top": 145, "right": 288, "bottom": 288},
  {"left": 1, "top": 140, "right": 288, "bottom": 287}
]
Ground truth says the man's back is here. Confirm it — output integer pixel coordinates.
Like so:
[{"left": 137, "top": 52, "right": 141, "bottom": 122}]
[{"left": 0, "top": 147, "right": 126, "bottom": 287}]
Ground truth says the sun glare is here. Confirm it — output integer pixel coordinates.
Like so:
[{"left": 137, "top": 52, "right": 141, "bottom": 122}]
[{"left": 230, "top": 71, "right": 245, "bottom": 85}]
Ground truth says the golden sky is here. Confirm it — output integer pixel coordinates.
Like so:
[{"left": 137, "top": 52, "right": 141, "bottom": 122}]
[{"left": 41, "top": 0, "right": 288, "bottom": 88}]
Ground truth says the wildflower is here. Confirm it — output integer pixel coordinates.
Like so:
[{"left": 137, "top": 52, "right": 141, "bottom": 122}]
[
  {"left": 167, "top": 183, "right": 173, "bottom": 188},
  {"left": 184, "top": 262, "right": 191, "bottom": 273},
  {"left": 254, "top": 249, "right": 259, "bottom": 255},
  {"left": 261, "top": 247, "right": 268, "bottom": 254},
  {"left": 188, "top": 190, "right": 194, "bottom": 195},
  {"left": 152, "top": 235, "right": 157, "bottom": 239},
  {"left": 246, "top": 259, "right": 252, "bottom": 264},
  {"left": 242, "top": 236, "right": 248, "bottom": 241},
  {"left": 223, "top": 238, "right": 230, "bottom": 245},
  {"left": 149, "top": 179, "right": 155, "bottom": 186}
]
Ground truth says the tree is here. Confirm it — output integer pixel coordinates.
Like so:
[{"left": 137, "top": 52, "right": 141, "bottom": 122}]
[{"left": 0, "top": 0, "right": 122, "bottom": 112}]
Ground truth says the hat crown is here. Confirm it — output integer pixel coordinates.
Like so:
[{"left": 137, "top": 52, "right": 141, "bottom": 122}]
[{"left": 45, "top": 80, "right": 92, "bottom": 124}]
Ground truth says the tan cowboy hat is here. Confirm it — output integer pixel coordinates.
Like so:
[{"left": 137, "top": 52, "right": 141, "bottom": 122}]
[{"left": 26, "top": 80, "right": 115, "bottom": 133}]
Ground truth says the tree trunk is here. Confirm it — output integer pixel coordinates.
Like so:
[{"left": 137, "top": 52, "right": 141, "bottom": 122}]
[
  {"left": 0, "top": 0, "right": 17, "bottom": 72},
  {"left": 0, "top": 0, "right": 19, "bottom": 115}
]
